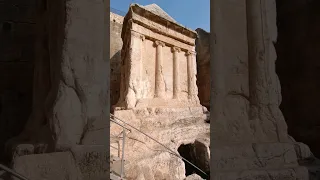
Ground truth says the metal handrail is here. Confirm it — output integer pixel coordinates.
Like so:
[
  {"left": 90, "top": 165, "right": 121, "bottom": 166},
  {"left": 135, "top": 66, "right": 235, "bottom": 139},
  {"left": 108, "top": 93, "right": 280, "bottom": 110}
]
[
  {"left": 0, "top": 164, "right": 30, "bottom": 180},
  {"left": 110, "top": 117, "right": 127, "bottom": 179},
  {"left": 110, "top": 114, "right": 208, "bottom": 178}
]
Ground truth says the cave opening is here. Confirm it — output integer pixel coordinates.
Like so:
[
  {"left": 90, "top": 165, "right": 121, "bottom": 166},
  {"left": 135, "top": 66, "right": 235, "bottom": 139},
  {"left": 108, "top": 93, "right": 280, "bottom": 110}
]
[
  {"left": 275, "top": 0, "right": 320, "bottom": 157},
  {"left": 177, "top": 143, "right": 210, "bottom": 179}
]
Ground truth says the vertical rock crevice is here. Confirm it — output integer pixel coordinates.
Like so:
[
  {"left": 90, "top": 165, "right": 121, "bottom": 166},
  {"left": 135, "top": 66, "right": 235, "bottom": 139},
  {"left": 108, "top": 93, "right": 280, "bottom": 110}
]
[{"left": 276, "top": 0, "right": 320, "bottom": 157}]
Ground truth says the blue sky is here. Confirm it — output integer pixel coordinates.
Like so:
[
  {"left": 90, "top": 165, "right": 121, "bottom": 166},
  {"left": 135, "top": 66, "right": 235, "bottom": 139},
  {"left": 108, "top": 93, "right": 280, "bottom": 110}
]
[{"left": 110, "top": 0, "right": 210, "bottom": 32}]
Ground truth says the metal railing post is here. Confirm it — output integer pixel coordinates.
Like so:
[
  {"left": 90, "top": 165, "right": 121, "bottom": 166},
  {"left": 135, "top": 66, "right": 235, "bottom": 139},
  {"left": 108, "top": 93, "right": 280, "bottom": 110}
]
[{"left": 120, "top": 127, "right": 126, "bottom": 178}]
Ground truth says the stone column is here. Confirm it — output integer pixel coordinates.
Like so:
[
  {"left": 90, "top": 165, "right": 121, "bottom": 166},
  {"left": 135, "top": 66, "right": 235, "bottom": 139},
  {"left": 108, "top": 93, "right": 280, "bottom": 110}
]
[
  {"left": 186, "top": 51, "right": 196, "bottom": 99},
  {"left": 154, "top": 40, "right": 166, "bottom": 98},
  {"left": 172, "top": 47, "right": 181, "bottom": 99}
]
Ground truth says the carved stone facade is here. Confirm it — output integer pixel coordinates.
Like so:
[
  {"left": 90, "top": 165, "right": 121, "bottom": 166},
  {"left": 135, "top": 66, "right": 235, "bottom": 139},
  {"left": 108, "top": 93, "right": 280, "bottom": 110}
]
[
  {"left": 115, "top": 4, "right": 200, "bottom": 110},
  {"left": 110, "top": 4, "right": 210, "bottom": 180}
]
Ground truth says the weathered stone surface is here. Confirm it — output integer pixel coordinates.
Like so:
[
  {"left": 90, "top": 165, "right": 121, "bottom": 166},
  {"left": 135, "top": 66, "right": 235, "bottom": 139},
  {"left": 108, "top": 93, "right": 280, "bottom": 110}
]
[
  {"left": 194, "top": 137, "right": 210, "bottom": 174},
  {"left": 70, "top": 145, "right": 109, "bottom": 179},
  {"left": 111, "top": 109, "right": 209, "bottom": 179},
  {"left": 110, "top": 12, "right": 123, "bottom": 107},
  {"left": 211, "top": 0, "right": 252, "bottom": 143},
  {"left": 211, "top": 0, "right": 287, "bottom": 144},
  {"left": 124, "top": 151, "right": 186, "bottom": 180},
  {"left": 110, "top": 3, "right": 210, "bottom": 179},
  {"left": 247, "top": 0, "right": 288, "bottom": 143},
  {"left": 211, "top": 143, "right": 298, "bottom": 171},
  {"left": 195, "top": 28, "right": 210, "bottom": 109},
  {"left": 11, "top": 145, "right": 109, "bottom": 180},
  {"left": 4, "top": 0, "right": 109, "bottom": 152},
  {"left": 185, "top": 174, "right": 203, "bottom": 180},
  {"left": 11, "top": 152, "right": 82, "bottom": 180},
  {"left": 117, "top": 3, "right": 200, "bottom": 109},
  {"left": 210, "top": 0, "right": 319, "bottom": 179}
]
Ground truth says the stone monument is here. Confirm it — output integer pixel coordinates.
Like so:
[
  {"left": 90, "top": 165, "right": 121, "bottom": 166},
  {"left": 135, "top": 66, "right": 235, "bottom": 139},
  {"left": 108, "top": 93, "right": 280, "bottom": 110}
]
[
  {"left": 115, "top": 3, "right": 200, "bottom": 110},
  {"left": 110, "top": 4, "right": 210, "bottom": 180}
]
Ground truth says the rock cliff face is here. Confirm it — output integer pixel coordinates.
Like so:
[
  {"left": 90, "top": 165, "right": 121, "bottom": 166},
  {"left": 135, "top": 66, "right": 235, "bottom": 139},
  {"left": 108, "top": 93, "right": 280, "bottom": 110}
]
[
  {"left": 195, "top": 28, "right": 210, "bottom": 110},
  {"left": 110, "top": 12, "right": 123, "bottom": 107},
  {"left": 211, "top": 0, "right": 320, "bottom": 179},
  {"left": 1, "top": 0, "right": 110, "bottom": 179},
  {"left": 7, "top": 0, "right": 109, "bottom": 150}
]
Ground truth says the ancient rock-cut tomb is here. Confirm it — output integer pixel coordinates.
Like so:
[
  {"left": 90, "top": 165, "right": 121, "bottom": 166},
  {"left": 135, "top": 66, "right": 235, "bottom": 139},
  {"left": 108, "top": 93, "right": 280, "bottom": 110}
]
[
  {"left": 110, "top": 4, "right": 210, "bottom": 180},
  {"left": 115, "top": 3, "right": 200, "bottom": 109}
]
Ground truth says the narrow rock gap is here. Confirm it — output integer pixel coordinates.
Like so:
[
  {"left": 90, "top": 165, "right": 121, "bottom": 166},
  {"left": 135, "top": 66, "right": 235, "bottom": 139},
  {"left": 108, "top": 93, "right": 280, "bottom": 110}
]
[{"left": 275, "top": 0, "right": 320, "bottom": 157}]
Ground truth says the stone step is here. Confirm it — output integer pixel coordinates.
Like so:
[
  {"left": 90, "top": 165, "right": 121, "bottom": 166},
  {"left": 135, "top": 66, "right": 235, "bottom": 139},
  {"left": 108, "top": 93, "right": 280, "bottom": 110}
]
[
  {"left": 212, "top": 166, "right": 308, "bottom": 180},
  {"left": 211, "top": 143, "right": 299, "bottom": 171}
]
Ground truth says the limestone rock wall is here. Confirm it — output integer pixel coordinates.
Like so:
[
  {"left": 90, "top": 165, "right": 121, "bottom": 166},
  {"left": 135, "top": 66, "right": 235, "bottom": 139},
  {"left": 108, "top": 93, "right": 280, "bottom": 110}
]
[
  {"left": 276, "top": 0, "right": 320, "bottom": 157},
  {"left": 0, "top": 0, "right": 36, "bottom": 162},
  {"left": 110, "top": 12, "right": 123, "bottom": 107},
  {"left": 5, "top": 0, "right": 108, "bottom": 153},
  {"left": 195, "top": 28, "right": 210, "bottom": 110},
  {"left": 211, "top": 0, "right": 252, "bottom": 143}
]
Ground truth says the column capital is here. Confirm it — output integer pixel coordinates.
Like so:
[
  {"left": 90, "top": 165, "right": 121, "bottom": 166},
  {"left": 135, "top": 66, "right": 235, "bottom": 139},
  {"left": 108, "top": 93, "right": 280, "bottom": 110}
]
[
  {"left": 186, "top": 50, "right": 196, "bottom": 56},
  {"left": 154, "top": 40, "right": 165, "bottom": 47},
  {"left": 171, "top": 46, "right": 181, "bottom": 53}
]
